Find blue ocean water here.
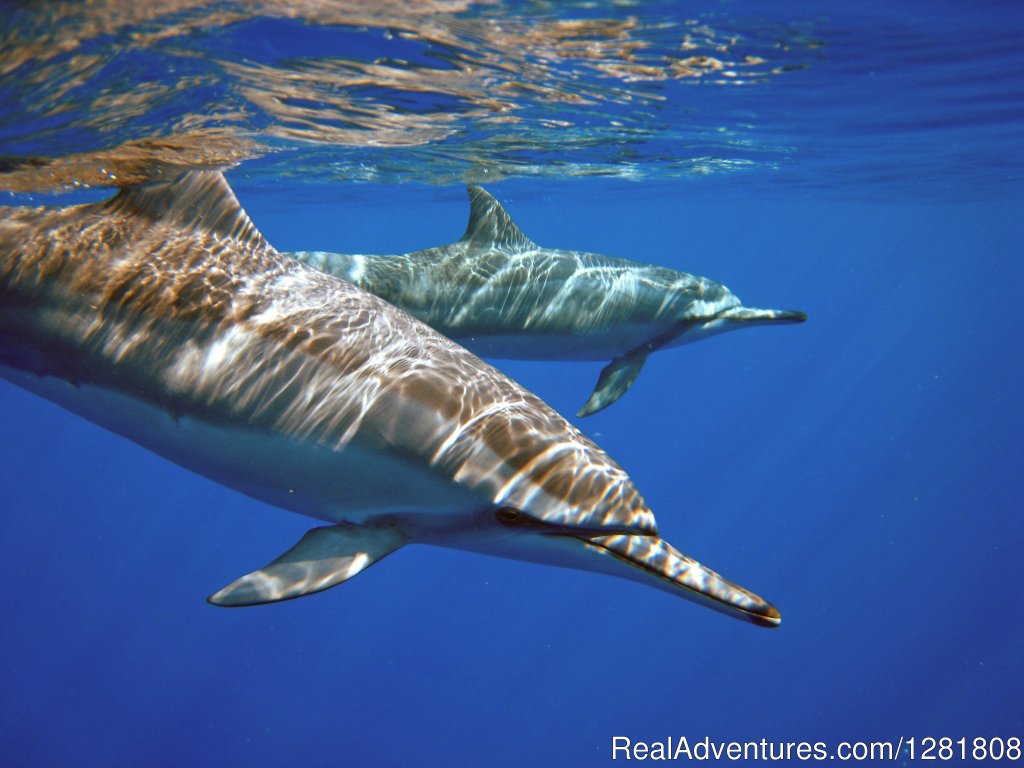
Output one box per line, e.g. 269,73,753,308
1,2,1022,766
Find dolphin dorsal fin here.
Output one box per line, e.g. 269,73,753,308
104,170,270,252
459,186,536,251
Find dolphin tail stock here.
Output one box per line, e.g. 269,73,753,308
577,350,649,417
208,525,407,607
580,534,781,628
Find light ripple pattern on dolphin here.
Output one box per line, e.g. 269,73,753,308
0,170,779,627
291,185,806,416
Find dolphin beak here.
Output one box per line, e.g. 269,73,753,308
572,533,781,627
717,306,807,325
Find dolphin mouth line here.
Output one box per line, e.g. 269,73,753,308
496,505,658,538
713,307,808,324
511,518,657,538
562,532,782,628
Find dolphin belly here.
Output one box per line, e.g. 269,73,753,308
0,366,476,525
446,326,675,362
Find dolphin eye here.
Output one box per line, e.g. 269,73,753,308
495,507,525,526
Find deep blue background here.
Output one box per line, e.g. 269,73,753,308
2,0,1024,763
1,178,1021,766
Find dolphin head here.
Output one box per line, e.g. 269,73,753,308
665,276,806,348
575,271,808,417
447,499,781,628
424,409,780,627
703,303,808,330
428,402,660,539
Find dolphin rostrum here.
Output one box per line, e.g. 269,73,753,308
291,186,806,416
0,171,779,626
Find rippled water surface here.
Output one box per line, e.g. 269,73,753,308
1,2,1022,767
3,0,1021,196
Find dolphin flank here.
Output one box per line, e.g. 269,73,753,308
0,171,779,627
291,186,806,416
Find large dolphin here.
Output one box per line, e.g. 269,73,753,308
0,171,779,626
291,186,806,416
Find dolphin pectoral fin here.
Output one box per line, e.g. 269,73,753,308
577,352,649,417
581,534,781,627
208,525,406,607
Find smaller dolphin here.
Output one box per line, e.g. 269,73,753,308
291,187,806,416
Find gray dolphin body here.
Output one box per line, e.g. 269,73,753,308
0,171,779,626
292,187,806,416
